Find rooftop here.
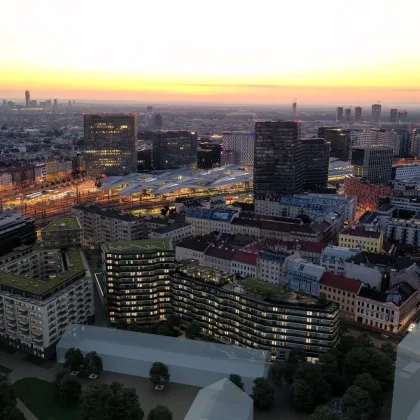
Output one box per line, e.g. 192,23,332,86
0,248,85,294
349,252,414,270
153,222,191,234
73,204,142,222
358,282,416,306
41,216,81,232
233,250,257,266
319,272,362,294
340,228,382,239
176,239,210,253
102,239,173,253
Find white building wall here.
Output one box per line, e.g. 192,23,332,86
175,246,206,265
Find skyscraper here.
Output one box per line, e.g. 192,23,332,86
336,107,344,122
301,138,330,191
152,130,197,169
324,128,354,161
411,128,420,157
371,104,382,125
292,101,297,115
83,113,137,178
355,106,362,122
390,109,398,122
398,110,408,122
345,108,352,123
254,120,303,198
151,113,163,129
351,145,393,184
221,131,254,166
25,90,30,107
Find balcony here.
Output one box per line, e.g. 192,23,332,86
17,307,28,314
18,319,29,326
33,334,43,344
19,325,29,333
7,321,17,329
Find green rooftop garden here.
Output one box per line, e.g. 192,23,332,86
41,217,81,232
0,248,85,294
240,278,292,298
103,238,172,253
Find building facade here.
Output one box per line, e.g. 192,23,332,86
301,138,330,191
254,121,303,198
40,217,82,248
83,113,137,178
339,228,383,253
221,132,254,166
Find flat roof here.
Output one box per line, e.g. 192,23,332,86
41,217,81,232
57,325,269,378
102,239,173,253
0,248,85,294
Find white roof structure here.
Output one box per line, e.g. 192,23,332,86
56,325,269,392
99,165,252,196
184,378,253,420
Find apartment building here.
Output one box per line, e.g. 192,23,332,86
256,250,289,284
318,273,362,320
149,222,194,244
40,217,82,248
72,204,147,248
320,245,362,275
185,208,239,236
0,246,94,358
339,227,384,253
174,239,210,265
386,217,420,246
203,246,236,274
231,251,257,279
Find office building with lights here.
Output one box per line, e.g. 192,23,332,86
152,130,197,170
254,120,303,198
83,113,137,178
301,138,330,191
324,128,354,161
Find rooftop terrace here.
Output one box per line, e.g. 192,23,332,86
41,217,81,232
102,239,173,253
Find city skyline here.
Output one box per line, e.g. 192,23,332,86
1,0,419,105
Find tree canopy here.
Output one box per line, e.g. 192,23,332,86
147,405,173,420
310,405,341,420
58,375,82,405
228,374,244,391
341,385,374,420
0,374,24,420
64,347,84,371
84,351,103,376
149,362,170,385
251,378,275,409
186,321,201,339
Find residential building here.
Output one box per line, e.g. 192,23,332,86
336,107,344,122
318,273,362,320
320,245,362,275
390,109,398,122
371,104,382,125
172,266,340,360
386,217,420,246
256,249,289,284
203,246,236,273
356,282,418,333
175,239,210,265
301,138,330,191
221,132,254,166
254,120,303,198
284,256,325,297
411,128,420,157
152,130,197,170
101,239,175,324
0,210,36,256
351,146,393,185
83,113,137,178
185,378,254,420
339,227,383,253
185,208,240,236
148,222,194,244
56,325,269,395
0,172,13,192
355,106,362,122
255,193,356,223
72,204,148,249
343,176,393,211
392,164,420,181
231,250,257,278
0,246,94,358
40,217,82,248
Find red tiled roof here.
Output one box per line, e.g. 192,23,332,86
319,272,362,294
233,251,257,265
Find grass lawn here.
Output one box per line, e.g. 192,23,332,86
0,365,12,374
13,377,80,420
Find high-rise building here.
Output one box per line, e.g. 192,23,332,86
345,108,352,123
221,132,254,166
101,239,174,324
53,99,58,107
324,128,353,161
371,104,382,125
351,145,393,184
411,128,420,157
151,130,197,170
254,120,303,198
25,90,30,107
398,110,408,122
83,113,137,178
317,126,339,139
197,142,222,169
292,101,297,115
301,138,330,191
390,109,398,122
355,106,362,122
29,100,37,107
68,100,71,107
2,100,6,105
336,107,344,122
151,113,163,129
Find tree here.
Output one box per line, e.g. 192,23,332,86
353,373,382,410
0,374,17,413
364,348,393,388
156,324,172,336
251,378,274,409
149,362,170,386
80,382,144,420
166,314,181,330
53,371,68,391
380,342,396,362
64,347,84,371
268,361,284,387
317,352,347,396
310,405,341,420
147,405,172,420
228,374,244,391
186,321,201,339
0,406,26,420
59,375,82,405
84,351,103,376
115,319,128,330
292,379,315,411
341,385,374,420
344,347,369,378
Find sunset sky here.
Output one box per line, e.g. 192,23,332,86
2,0,419,104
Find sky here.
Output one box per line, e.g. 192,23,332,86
1,0,419,105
